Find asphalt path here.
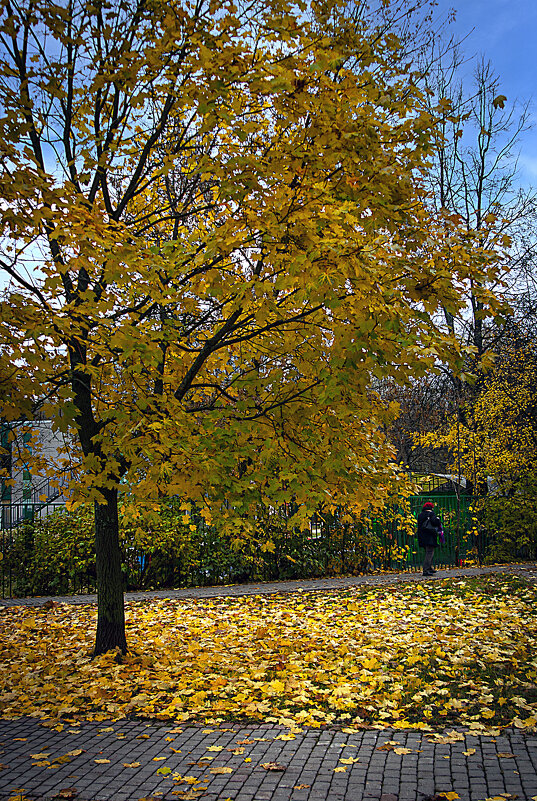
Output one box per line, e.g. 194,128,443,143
2,562,537,608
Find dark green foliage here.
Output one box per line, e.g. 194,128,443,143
474,493,537,563
3,503,390,596
4,507,95,596
1,493,508,598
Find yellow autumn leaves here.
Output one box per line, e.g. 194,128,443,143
1,574,536,733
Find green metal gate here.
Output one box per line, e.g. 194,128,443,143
407,494,475,568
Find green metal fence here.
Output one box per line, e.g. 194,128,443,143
409,494,475,568
0,494,483,598
301,494,477,575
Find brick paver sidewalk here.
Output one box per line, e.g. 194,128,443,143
1,717,537,801
2,563,537,800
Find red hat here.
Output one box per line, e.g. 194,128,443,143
422,501,434,510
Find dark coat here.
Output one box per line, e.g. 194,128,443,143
417,509,441,548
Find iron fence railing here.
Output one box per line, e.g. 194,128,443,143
0,494,501,599
28,473,71,506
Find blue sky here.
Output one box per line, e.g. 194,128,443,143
432,0,537,187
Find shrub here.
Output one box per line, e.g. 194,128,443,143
474,492,537,563
3,498,466,596
6,506,95,596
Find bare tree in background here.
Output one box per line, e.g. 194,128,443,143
385,38,537,484
423,50,537,355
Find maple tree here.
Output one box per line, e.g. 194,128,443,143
380,373,451,472
422,51,533,357
0,0,505,654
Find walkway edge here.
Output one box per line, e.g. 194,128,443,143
2,562,536,607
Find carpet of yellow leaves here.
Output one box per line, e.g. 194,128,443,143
1,574,536,733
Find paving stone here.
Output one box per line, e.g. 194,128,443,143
382,770,401,779
380,784,400,796
398,790,417,800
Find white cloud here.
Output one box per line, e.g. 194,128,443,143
517,154,537,181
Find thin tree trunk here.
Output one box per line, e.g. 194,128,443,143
93,487,127,655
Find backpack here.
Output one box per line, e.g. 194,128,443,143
422,513,437,534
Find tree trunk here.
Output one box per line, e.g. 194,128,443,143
93,487,127,656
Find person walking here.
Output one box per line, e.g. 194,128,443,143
417,500,442,576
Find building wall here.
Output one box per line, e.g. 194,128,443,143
1,420,71,507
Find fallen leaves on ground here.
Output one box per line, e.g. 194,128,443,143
422,794,460,801
427,732,465,744
1,574,536,731
482,797,518,801
434,794,460,801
